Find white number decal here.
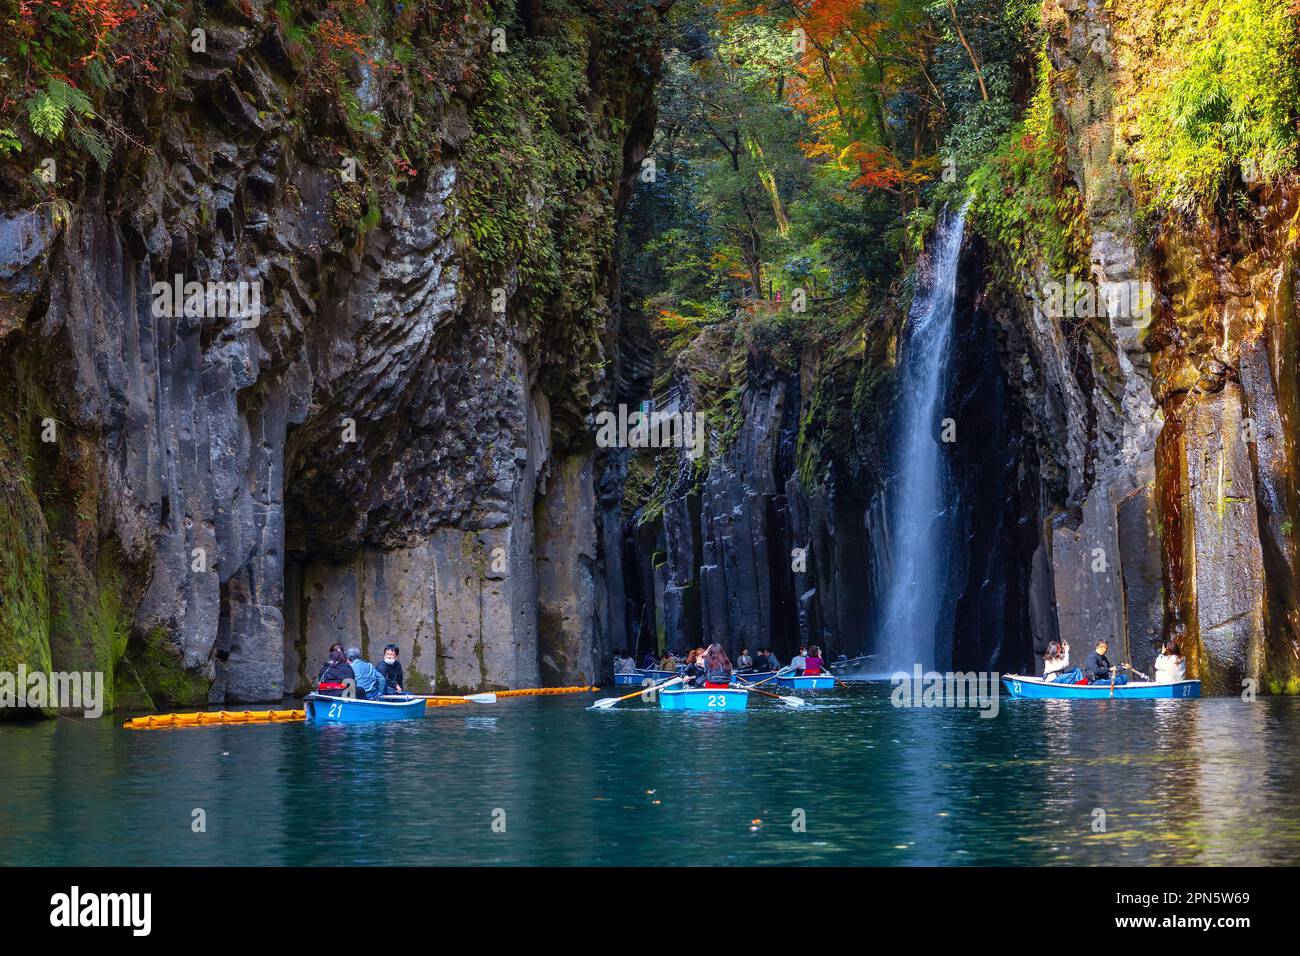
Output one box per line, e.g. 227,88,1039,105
328,702,341,718
707,694,727,708
1012,682,1022,695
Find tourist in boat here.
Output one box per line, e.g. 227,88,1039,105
317,644,357,696
1042,639,1079,682
682,648,706,687
642,649,659,669
615,650,638,674
377,643,404,695
766,647,783,670
790,645,808,676
659,649,677,671
700,643,733,688
737,646,754,671
752,648,771,671
1154,640,1186,684
346,647,386,700
803,646,825,676
1083,639,1127,685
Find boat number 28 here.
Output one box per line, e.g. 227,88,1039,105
707,694,727,708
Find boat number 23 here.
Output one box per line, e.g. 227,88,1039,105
707,694,727,708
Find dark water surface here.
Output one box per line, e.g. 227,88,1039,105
3,683,1299,865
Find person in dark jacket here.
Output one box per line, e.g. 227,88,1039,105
1083,639,1127,685
377,643,404,695
700,643,733,688
682,648,709,687
317,643,357,695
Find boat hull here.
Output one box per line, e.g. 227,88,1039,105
658,688,749,711
1001,675,1201,700
776,674,836,690
614,669,678,686
303,693,428,723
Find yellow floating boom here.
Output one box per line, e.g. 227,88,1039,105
471,685,598,700
124,709,304,730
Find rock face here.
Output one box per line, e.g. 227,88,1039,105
937,0,1300,691
0,0,666,709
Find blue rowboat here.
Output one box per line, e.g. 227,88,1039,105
659,688,749,711
614,669,678,686
303,693,427,723
734,669,775,682
776,673,836,690
1001,675,1201,700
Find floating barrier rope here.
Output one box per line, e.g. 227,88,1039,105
123,686,599,727
492,685,599,699
123,709,304,730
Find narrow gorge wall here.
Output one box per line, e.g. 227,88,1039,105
971,0,1300,691
0,0,667,709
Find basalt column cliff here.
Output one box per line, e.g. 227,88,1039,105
0,0,669,708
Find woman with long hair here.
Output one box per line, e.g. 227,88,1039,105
1043,639,1081,683
701,643,733,689
1154,640,1186,683
317,642,357,696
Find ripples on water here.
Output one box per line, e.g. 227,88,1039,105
2,684,1298,866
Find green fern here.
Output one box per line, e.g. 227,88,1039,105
24,78,111,170
26,79,94,141
72,126,112,171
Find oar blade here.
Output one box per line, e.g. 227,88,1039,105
590,697,621,710
465,693,498,704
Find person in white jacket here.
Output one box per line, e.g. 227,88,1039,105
1042,639,1072,681
1154,641,1187,683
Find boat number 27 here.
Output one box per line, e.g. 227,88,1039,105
707,694,727,708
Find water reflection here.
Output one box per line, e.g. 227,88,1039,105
1,689,1298,866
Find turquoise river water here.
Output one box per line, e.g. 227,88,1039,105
2,683,1299,865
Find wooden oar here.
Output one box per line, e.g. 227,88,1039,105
745,666,791,688
590,676,684,710
732,675,805,708
384,692,497,704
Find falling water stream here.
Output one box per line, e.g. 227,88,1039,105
877,206,967,674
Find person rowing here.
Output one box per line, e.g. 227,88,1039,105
803,645,825,676
681,648,705,686
1083,638,1127,685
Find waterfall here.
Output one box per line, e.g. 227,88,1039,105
876,205,967,673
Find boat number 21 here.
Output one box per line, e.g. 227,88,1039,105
327,702,343,718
